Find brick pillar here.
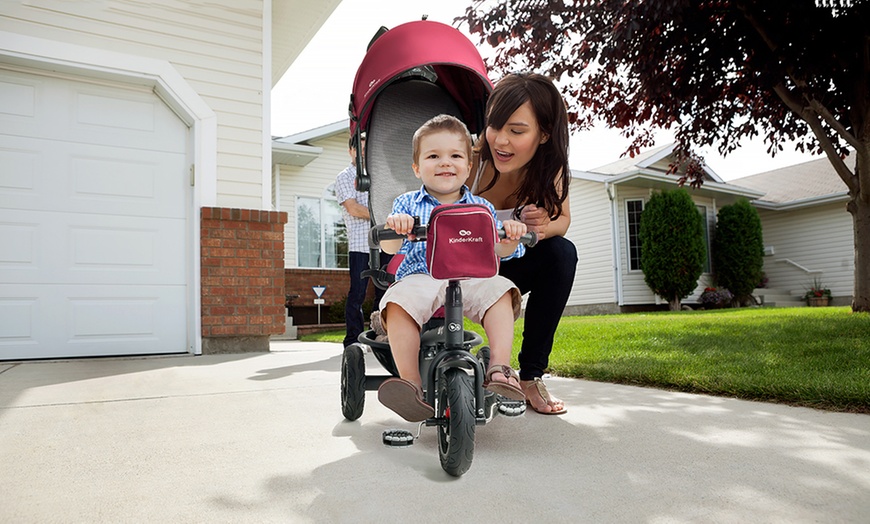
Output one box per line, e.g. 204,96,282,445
200,207,287,353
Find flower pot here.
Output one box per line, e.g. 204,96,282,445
808,297,830,307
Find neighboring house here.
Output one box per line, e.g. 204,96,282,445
731,154,854,307
272,121,360,324
565,143,765,314
0,0,342,360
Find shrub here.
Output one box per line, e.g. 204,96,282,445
712,199,764,306
639,189,706,310
699,287,733,309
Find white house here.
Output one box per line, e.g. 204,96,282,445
273,124,856,314
732,154,854,307
543,143,764,314
0,0,342,360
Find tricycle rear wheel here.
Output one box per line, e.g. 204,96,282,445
341,344,366,421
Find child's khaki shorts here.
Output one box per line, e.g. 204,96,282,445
379,273,521,328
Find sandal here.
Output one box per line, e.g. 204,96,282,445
378,377,434,422
483,365,525,401
521,377,567,415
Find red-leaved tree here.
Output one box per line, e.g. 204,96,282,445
458,0,870,312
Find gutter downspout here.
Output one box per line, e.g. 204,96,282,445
605,181,624,306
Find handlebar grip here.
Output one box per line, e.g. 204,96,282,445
498,230,538,248
369,222,428,248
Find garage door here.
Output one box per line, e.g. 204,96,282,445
0,67,190,360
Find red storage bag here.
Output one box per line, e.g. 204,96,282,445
426,204,499,280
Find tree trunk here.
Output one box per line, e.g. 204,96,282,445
851,193,870,312
668,297,681,311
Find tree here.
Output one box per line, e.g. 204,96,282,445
712,199,765,305
458,0,870,312
639,189,706,310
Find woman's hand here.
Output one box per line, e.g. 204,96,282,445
520,204,551,241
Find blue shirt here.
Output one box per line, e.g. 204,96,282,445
390,185,525,280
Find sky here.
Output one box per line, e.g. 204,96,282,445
271,0,822,181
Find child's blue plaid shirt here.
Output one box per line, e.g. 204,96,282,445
390,185,525,281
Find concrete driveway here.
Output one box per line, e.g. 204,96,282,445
1,340,868,523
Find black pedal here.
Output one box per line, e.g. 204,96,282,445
497,396,526,417
382,429,414,447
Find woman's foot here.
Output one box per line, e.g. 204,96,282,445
377,377,434,422
521,377,567,415
483,365,525,401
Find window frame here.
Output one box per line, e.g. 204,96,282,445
626,198,644,272
295,185,348,269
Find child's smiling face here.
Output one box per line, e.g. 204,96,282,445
412,130,472,204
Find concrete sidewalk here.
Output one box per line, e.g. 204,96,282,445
1,340,869,523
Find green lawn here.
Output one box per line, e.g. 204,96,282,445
301,306,870,413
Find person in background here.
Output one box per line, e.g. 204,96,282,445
335,134,374,348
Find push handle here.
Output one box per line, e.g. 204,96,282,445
369,219,537,248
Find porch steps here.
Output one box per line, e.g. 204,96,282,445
754,287,805,307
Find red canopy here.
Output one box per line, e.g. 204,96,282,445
349,20,492,135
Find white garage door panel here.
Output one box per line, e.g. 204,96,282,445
0,69,186,153
0,209,185,285
0,67,190,359
0,135,186,218
0,284,187,360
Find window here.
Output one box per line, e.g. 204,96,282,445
697,205,711,273
296,185,348,269
626,199,644,271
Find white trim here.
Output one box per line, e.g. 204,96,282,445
273,164,281,210
0,31,215,355
262,0,273,209
752,192,850,210
608,169,764,199
606,182,624,306
276,120,348,144
636,144,676,169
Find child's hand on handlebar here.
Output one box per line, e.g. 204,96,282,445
501,219,527,242
386,213,417,240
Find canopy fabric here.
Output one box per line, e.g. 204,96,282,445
350,20,492,135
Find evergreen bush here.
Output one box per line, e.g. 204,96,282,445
712,199,764,306
639,189,706,310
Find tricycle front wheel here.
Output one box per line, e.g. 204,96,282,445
437,368,475,477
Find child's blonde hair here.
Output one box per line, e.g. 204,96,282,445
411,114,473,165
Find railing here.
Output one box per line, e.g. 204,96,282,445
775,258,823,275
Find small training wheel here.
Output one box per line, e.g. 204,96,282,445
382,429,414,447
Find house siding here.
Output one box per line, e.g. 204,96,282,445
278,132,351,268
566,178,617,310
615,186,658,305
0,0,266,209
757,202,854,301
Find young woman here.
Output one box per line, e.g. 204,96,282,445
470,72,577,415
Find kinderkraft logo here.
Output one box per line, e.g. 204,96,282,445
448,227,484,244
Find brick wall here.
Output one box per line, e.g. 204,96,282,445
201,207,287,352
285,268,376,325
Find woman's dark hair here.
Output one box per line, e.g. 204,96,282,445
479,73,570,219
